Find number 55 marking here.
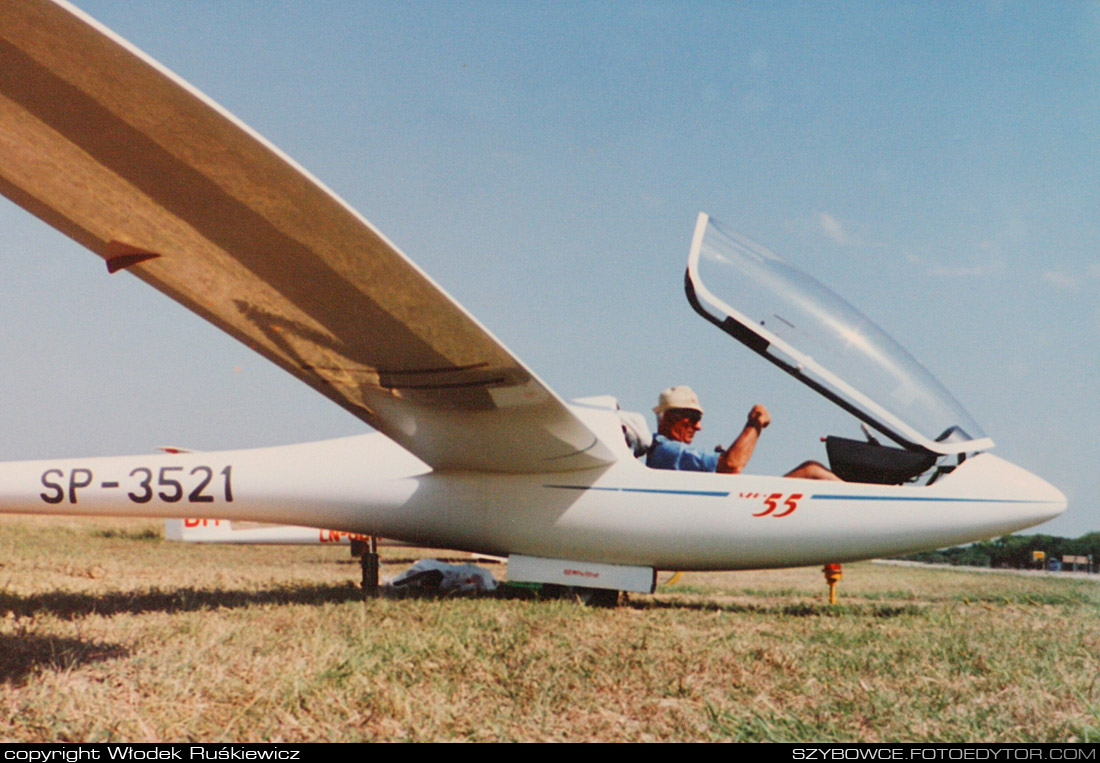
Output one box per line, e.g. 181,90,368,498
753,492,803,518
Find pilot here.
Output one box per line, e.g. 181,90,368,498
647,385,839,480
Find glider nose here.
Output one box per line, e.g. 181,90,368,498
998,457,1068,527
1025,469,1068,523
940,453,1067,533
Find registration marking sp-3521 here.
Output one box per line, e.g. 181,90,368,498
40,465,234,505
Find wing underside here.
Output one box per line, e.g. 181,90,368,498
0,0,616,473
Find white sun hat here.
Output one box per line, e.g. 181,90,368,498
653,385,704,417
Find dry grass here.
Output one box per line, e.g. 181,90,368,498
1,515,1098,742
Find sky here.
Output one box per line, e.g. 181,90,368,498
0,1,1097,537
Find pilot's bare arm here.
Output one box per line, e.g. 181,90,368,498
717,404,770,474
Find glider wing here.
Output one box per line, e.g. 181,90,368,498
0,0,616,473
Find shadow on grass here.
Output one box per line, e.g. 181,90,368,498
379,583,542,602
375,587,922,618
328,556,493,567
0,632,128,685
0,580,924,620
628,598,922,618
0,583,367,621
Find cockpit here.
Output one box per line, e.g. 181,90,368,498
635,214,995,485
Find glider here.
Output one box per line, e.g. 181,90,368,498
164,518,370,547
0,0,1065,598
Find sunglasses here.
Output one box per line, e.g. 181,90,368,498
667,409,702,425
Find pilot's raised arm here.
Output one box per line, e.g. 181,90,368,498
716,403,770,474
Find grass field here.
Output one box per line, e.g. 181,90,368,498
1,515,1097,743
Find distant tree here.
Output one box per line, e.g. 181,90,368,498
896,531,1097,571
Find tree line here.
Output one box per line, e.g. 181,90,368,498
898,532,1099,570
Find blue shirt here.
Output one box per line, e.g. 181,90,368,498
646,434,719,472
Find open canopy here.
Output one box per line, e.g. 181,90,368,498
686,213,992,456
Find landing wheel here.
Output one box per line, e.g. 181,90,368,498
540,584,621,607
575,586,620,608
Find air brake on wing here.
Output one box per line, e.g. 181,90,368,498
104,241,162,273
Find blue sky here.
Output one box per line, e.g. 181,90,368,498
1,1,1097,537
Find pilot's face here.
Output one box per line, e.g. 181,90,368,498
664,409,702,444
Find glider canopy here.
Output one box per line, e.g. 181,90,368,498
686,213,992,456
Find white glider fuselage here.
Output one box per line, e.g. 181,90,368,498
0,1,1067,583
0,403,1065,571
